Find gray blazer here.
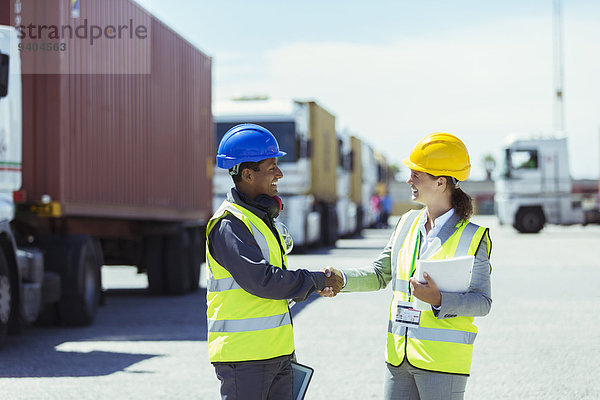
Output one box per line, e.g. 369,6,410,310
342,212,492,320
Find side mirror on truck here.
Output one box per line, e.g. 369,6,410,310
0,53,8,97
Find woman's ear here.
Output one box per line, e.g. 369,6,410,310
437,176,448,189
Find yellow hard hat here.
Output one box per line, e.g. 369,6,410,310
402,133,471,181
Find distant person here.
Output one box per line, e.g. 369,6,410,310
322,133,492,400
206,123,343,400
379,191,394,228
370,193,382,227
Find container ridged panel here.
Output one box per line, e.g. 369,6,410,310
350,136,363,204
14,0,212,221
307,101,337,203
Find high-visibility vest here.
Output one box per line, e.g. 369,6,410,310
206,200,294,363
386,209,491,375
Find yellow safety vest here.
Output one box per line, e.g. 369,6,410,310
206,200,294,363
386,209,491,375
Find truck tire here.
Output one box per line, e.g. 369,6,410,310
164,228,191,295
356,205,364,235
319,203,338,247
57,235,103,326
515,207,545,234
144,235,165,295
187,227,205,292
0,250,12,347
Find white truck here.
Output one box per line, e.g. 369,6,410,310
213,98,339,247
335,130,358,237
495,135,600,233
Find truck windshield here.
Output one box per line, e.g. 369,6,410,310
511,149,538,170
502,148,539,177
215,121,297,163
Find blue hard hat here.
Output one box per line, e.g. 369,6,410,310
216,124,287,169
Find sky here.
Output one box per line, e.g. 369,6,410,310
136,0,600,181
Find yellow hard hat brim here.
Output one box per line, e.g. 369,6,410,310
402,157,470,181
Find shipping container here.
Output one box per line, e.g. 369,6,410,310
349,136,363,205
7,0,213,221
306,101,337,202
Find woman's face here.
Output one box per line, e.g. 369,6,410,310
406,169,444,205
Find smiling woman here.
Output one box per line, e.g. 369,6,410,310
325,132,492,400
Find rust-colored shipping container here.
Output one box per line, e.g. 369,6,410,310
0,0,212,311
4,0,212,222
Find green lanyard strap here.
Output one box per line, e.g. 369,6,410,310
407,231,421,300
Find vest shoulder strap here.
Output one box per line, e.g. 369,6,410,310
455,221,486,256
390,210,423,267
209,200,272,264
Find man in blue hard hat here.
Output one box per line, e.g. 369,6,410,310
206,123,343,400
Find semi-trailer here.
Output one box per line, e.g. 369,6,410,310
0,0,212,347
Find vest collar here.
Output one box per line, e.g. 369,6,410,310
228,188,269,220
430,212,463,249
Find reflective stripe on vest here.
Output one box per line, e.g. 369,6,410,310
207,275,242,292
386,209,488,375
455,222,480,255
387,321,476,345
390,211,421,292
206,200,294,363
208,312,291,333
250,222,271,264
390,278,409,293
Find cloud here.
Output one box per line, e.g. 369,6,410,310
216,15,600,179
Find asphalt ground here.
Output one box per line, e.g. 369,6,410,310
0,216,599,399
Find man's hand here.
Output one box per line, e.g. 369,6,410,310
318,267,343,297
409,273,441,307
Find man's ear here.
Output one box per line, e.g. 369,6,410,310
241,168,253,183
437,177,447,188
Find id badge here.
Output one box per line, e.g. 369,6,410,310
395,301,421,328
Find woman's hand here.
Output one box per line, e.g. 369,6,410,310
409,273,442,307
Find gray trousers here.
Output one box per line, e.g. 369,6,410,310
384,362,468,400
214,358,293,400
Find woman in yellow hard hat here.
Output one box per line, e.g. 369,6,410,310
323,133,492,400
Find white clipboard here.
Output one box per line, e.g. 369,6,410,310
414,255,474,311
415,255,474,292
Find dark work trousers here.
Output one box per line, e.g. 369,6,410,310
214,358,293,400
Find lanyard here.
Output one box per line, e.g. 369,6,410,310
407,231,421,300
409,231,421,278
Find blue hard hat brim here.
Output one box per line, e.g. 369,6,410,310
217,151,287,170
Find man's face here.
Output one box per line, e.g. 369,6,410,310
247,158,283,198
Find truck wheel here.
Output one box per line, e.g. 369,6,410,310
187,227,205,292
515,208,545,234
164,228,191,295
144,235,165,295
356,205,364,235
319,203,338,247
0,250,12,347
57,235,103,326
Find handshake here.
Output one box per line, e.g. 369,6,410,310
319,267,344,297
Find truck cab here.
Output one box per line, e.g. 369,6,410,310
1,25,49,347
213,98,323,247
495,135,585,233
